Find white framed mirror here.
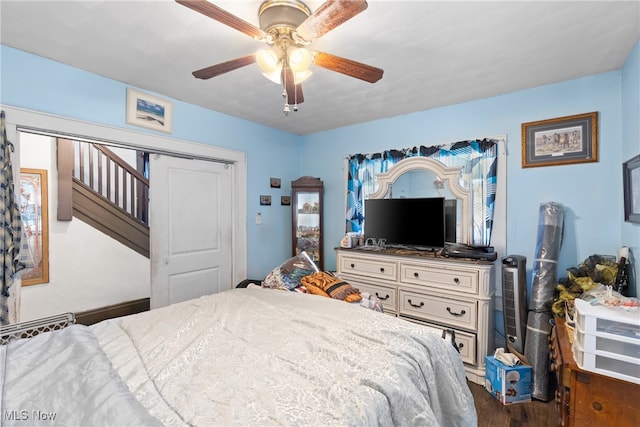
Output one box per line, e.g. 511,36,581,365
368,157,472,246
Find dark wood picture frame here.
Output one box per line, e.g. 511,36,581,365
623,154,640,224
521,112,598,168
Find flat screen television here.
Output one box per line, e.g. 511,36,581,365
364,197,447,250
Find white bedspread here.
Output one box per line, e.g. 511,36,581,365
1,325,162,426
92,288,477,426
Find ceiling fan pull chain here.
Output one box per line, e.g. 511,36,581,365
283,88,290,116
282,63,290,116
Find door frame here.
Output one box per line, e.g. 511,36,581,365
1,104,248,287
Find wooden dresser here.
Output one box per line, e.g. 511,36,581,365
336,247,495,385
549,317,640,427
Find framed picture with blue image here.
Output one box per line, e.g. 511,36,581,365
126,88,173,133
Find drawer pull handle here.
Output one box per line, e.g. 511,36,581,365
453,277,460,284
457,343,464,349
376,293,390,301
407,299,424,308
446,307,466,317
350,263,355,268
380,267,385,273
413,272,419,278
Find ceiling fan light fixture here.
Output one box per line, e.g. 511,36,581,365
262,63,284,84
287,46,311,72
176,0,382,114
293,69,312,84
256,48,281,74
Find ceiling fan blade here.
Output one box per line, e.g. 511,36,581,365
192,54,256,80
295,0,368,42
176,0,267,40
313,52,383,83
282,68,304,105
295,84,304,105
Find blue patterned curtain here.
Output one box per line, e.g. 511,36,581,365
346,139,498,247
1,111,23,325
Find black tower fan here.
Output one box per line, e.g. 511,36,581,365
502,255,528,355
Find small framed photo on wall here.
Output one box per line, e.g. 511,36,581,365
270,178,281,188
125,88,173,134
281,196,291,206
260,195,272,206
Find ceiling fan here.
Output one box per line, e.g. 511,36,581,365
175,0,384,114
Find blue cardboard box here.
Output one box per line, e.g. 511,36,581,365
484,356,532,404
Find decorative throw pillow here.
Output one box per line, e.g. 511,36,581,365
262,251,319,290
302,281,330,298
301,272,362,303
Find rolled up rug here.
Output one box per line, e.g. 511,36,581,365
524,202,564,401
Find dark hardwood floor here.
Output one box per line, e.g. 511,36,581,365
469,381,557,427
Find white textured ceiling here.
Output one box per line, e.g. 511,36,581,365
1,1,638,135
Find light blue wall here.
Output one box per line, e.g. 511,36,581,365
301,49,639,297
621,41,640,296
2,42,639,291
0,45,300,279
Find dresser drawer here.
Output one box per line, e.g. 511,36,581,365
449,328,476,365
400,263,478,294
338,255,397,281
399,290,477,331
347,280,397,313
402,317,477,365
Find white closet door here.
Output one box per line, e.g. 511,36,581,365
149,154,233,308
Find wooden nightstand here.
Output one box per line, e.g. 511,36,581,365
549,317,640,426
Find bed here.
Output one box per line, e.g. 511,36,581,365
1,287,477,426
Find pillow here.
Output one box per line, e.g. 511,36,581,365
262,251,319,290
302,281,330,298
301,271,362,303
